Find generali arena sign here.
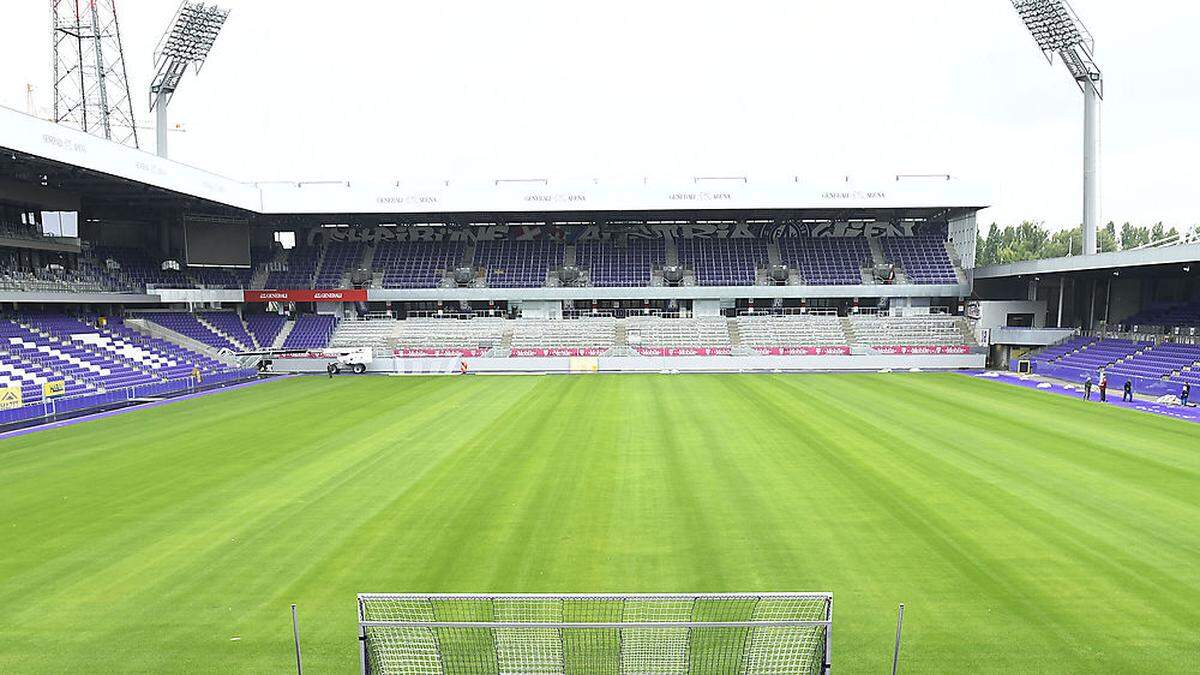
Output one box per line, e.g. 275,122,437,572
244,289,367,302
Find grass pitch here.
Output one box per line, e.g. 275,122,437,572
0,373,1198,673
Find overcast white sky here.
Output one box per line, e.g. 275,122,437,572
2,1,1198,229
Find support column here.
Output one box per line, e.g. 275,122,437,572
155,90,170,159
1082,77,1101,256
1057,277,1065,328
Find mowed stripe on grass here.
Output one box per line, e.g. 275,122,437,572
0,373,1197,673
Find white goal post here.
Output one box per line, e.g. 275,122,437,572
358,592,832,675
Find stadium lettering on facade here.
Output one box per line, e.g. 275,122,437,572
821,191,887,200
308,222,922,247
668,192,733,201
524,194,587,203
375,195,440,206
41,134,87,154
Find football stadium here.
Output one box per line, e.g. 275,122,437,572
1,1,1199,673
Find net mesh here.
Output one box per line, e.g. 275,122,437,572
359,593,830,675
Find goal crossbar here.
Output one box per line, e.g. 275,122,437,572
357,592,833,675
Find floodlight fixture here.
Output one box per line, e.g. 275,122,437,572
149,1,230,158
1010,0,1103,255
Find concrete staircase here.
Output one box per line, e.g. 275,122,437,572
767,241,782,266
614,320,628,347
956,318,979,345
727,318,742,347
868,238,887,266
272,320,295,349
249,264,270,290
945,241,969,285
840,317,859,345
195,314,253,352
664,238,679,266
124,318,242,367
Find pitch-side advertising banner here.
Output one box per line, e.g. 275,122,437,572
0,386,23,410
243,289,368,303
873,345,971,355
755,346,852,356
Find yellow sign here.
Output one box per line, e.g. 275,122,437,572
43,381,66,398
0,386,22,410
569,357,599,373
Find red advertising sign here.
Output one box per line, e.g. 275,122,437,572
873,345,971,355
394,348,485,357
756,346,852,356
243,289,368,303
511,348,607,357
635,347,733,357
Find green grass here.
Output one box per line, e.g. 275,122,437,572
1,373,1198,673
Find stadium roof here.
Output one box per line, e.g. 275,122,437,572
973,244,1200,279
1,105,988,221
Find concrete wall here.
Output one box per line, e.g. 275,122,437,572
270,353,985,375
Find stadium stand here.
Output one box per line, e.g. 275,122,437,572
189,266,253,289
92,246,191,289
510,317,617,355
1107,342,1200,382
676,239,768,286
264,247,320,289
474,240,564,288
0,231,971,294
882,227,960,284
245,313,286,348
330,318,397,355
139,312,241,351
1119,299,1200,329
392,317,507,355
575,239,665,287
625,316,733,354
314,240,365,288
283,314,339,349
848,315,971,346
778,238,871,285
375,240,465,289
1050,339,1150,372
0,314,247,415
736,315,850,352
199,312,256,351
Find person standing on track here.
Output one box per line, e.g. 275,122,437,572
1183,382,1191,407
1084,377,1093,400
1099,372,1108,402
1123,379,1133,402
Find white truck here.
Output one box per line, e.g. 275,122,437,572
325,347,373,375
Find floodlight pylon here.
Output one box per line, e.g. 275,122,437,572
149,1,230,158
1010,0,1103,255
52,0,140,148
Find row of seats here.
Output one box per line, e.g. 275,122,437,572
313,314,976,354
1119,299,1200,329
737,315,848,347
0,314,243,409
847,315,967,346
13,233,961,293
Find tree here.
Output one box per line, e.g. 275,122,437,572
1098,221,1119,253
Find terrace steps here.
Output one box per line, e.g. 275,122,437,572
196,314,252,352
840,317,858,346
272,320,295,349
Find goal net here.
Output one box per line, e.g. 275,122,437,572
357,592,832,675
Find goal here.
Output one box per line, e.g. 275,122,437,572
357,592,832,674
